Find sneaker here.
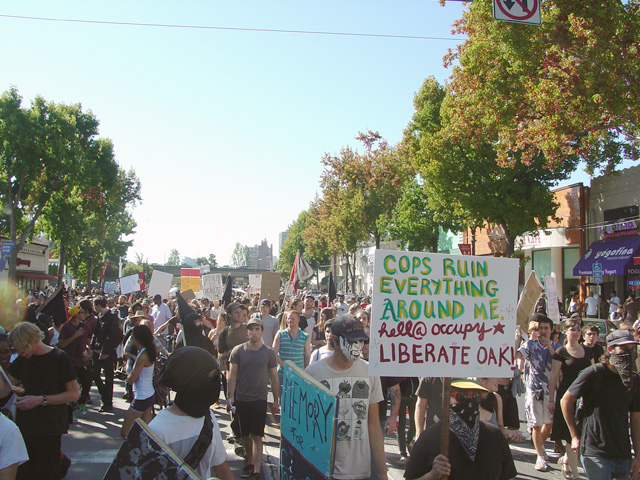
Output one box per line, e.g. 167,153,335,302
79,404,88,417
535,457,550,472
226,435,235,444
98,405,113,413
397,456,408,466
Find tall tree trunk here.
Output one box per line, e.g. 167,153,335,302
350,251,357,294
57,244,67,285
87,260,95,290
471,226,477,256
501,221,515,257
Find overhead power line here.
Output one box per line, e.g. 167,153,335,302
0,13,462,41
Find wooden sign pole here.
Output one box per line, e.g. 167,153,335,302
440,377,452,480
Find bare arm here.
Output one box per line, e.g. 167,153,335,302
127,351,150,385
406,454,451,480
367,402,388,480
415,397,428,436
269,367,280,413
560,390,580,451
227,362,238,406
385,384,401,435
15,379,79,411
212,461,235,480
58,327,84,349
548,359,562,412
272,334,284,368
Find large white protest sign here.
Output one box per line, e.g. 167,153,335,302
248,274,261,295
119,273,144,295
148,270,173,299
369,250,519,378
201,274,223,300
544,274,560,324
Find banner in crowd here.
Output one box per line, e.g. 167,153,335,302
181,268,200,293
281,362,337,480
370,250,519,378
248,274,262,295
103,419,201,480
0,241,16,272
119,272,145,295
200,274,223,300
148,270,173,299
103,282,117,295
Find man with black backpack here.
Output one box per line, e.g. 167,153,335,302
561,329,640,480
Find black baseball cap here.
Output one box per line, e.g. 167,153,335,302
331,314,368,342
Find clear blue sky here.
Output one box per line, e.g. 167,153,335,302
0,1,629,265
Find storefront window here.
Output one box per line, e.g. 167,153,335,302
532,249,552,281
563,247,580,300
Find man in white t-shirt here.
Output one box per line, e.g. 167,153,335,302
334,294,349,316
608,290,621,320
0,414,29,477
305,314,387,480
255,299,279,349
584,291,599,318
151,295,172,339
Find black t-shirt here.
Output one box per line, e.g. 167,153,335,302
417,377,443,429
586,344,605,362
569,364,640,458
404,421,517,480
8,347,77,436
552,346,593,396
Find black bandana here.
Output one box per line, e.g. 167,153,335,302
610,350,636,389
449,409,480,461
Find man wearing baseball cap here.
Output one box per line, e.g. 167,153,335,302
405,378,517,480
305,314,387,480
561,329,640,480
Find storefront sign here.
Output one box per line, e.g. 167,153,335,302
599,220,638,239
628,279,640,291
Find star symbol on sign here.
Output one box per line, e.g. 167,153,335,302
493,323,505,335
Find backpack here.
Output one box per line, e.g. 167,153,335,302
152,353,170,408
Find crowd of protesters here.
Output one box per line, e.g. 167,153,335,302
1,286,640,480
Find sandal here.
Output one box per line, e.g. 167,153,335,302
557,456,571,479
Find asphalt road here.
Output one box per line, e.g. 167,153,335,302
61,378,581,479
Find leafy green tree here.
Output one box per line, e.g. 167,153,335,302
208,254,218,267
231,243,249,267
167,249,181,266
407,77,573,256
0,88,103,281
195,257,208,266
121,263,142,278
443,0,639,174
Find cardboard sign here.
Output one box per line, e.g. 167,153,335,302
180,289,196,303
260,272,281,302
103,281,117,294
103,419,201,480
369,250,519,378
517,270,543,333
201,274,223,301
148,271,173,299
120,273,144,295
281,362,337,480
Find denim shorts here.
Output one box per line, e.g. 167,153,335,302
582,455,631,480
131,395,155,413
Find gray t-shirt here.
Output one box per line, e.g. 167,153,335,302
229,342,277,402
260,315,279,349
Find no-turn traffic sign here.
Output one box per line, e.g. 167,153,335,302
493,0,541,25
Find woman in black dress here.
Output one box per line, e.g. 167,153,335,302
549,318,594,479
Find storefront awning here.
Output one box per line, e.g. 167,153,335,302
573,236,640,276
16,270,57,281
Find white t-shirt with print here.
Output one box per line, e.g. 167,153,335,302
305,358,383,480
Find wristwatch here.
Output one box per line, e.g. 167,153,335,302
42,395,47,407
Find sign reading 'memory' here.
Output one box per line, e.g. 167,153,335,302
369,250,519,378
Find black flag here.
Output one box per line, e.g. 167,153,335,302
38,285,67,327
175,291,192,321
222,276,233,308
328,272,337,304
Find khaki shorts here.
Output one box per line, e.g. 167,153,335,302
525,388,553,427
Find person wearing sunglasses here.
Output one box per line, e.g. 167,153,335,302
404,378,517,480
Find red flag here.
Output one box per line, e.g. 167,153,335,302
138,271,146,291
100,261,110,282
290,252,299,292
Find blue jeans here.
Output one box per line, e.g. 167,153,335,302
582,456,631,480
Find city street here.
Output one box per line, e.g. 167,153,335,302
61,378,580,479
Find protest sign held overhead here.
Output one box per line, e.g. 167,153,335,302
248,274,262,295
200,274,223,300
119,272,145,295
369,250,518,378
148,270,173,299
